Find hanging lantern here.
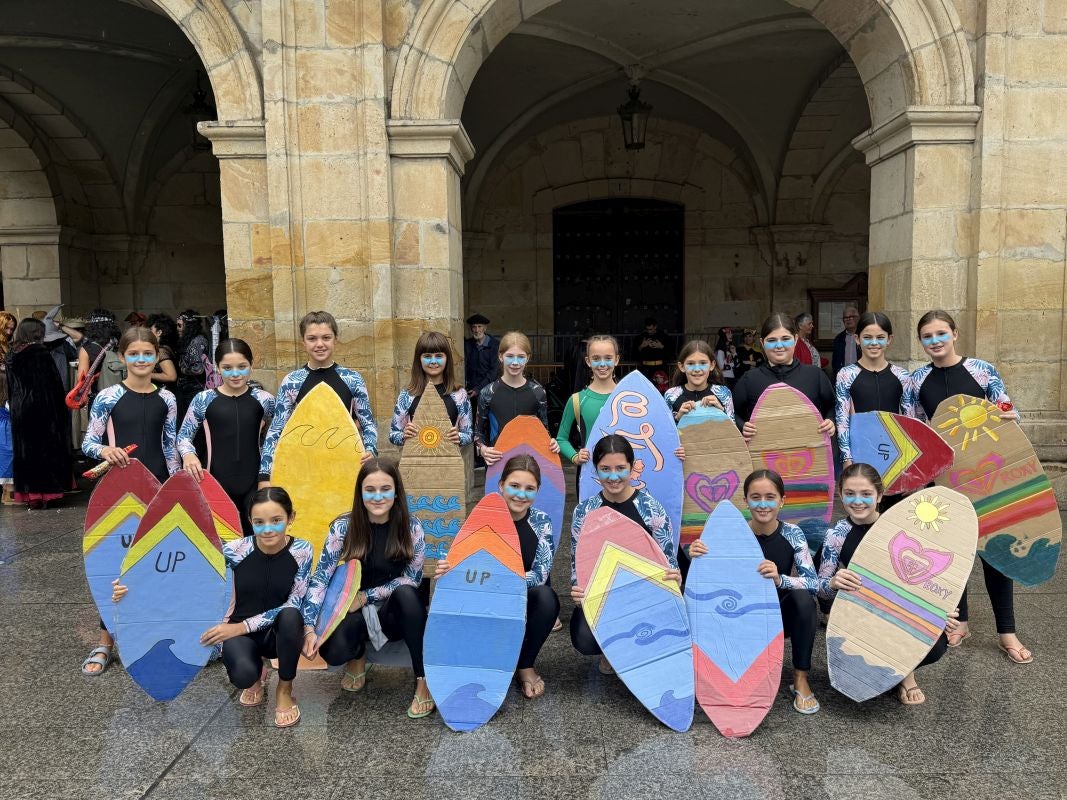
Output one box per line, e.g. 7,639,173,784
617,84,652,151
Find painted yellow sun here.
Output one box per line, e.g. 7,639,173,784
419,427,442,448
937,395,1001,451
908,494,950,532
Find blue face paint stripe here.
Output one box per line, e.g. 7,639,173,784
921,333,952,345
362,490,396,501
843,496,877,505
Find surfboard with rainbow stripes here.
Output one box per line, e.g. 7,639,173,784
424,493,526,732
747,383,833,542
313,559,362,647
576,507,694,732
826,485,977,702
116,471,231,701
934,395,1061,587
83,459,161,635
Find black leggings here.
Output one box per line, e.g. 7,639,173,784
569,605,601,656
519,585,560,670
222,606,303,686
223,484,256,538
318,584,427,677
958,558,1015,634
780,588,817,672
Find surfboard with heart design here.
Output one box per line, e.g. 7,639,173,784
825,485,977,702
677,406,752,548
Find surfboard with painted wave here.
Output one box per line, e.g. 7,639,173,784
747,383,833,546
400,385,466,561
933,395,1061,586
424,493,526,732
485,415,566,550
686,502,782,737
826,485,977,702
83,459,161,635
272,382,364,568
579,370,684,548
677,407,751,549
196,472,242,542
116,471,231,701
576,506,694,732
850,411,953,494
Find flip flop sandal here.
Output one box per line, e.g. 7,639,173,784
998,643,1034,664
946,630,971,648
407,695,436,719
275,703,301,728
239,665,269,707
598,658,615,675
789,683,820,715
516,675,545,700
341,663,372,693
897,684,926,705
81,646,113,677
551,617,563,632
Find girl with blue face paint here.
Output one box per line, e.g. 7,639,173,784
302,458,433,718
113,486,313,727
557,335,619,474
691,469,821,713
665,339,735,462
178,339,275,537
903,309,1030,664
389,330,473,449
568,435,680,674
816,464,960,706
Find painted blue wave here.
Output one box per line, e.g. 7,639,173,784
983,535,1059,588
684,587,780,618
827,635,904,703
407,495,463,513
126,639,202,702
437,682,497,732
600,622,689,649
652,689,695,732
419,518,462,537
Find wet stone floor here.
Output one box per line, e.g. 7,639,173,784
1,469,1064,800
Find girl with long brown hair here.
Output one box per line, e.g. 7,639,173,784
389,330,472,448
301,458,432,717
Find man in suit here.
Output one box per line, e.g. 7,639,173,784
831,305,860,380
464,313,498,399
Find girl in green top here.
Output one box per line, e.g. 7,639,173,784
555,335,620,471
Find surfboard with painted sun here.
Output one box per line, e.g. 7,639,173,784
826,486,977,702
933,394,1061,586
399,385,466,561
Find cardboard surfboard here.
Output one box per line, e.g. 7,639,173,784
313,559,363,646
576,507,694,732
579,370,684,548
485,415,566,550
424,493,526,732
83,459,161,635
748,383,833,541
685,502,782,737
271,382,364,568
116,471,231,701
826,486,977,702
400,386,466,562
196,472,243,542
933,395,1061,586
850,411,953,494
677,407,752,548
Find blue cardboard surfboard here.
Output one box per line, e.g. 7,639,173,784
579,370,683,548
685,502,783,737
116,471,231,701
424,493,527,732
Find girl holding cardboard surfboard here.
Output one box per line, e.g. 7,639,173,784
732,313,836,441
664,339,735,423
903,309,1032,664
569,435,680,675
81,326,179,676
389,330,473,448
436,454,559,699
302,458,433,718
691,469,821,714
112,486,312,727
258,311,377,484
556,334,620,480
177,338,276,536
475,332,561,466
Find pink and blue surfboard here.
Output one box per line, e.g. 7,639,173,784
685,502,783,737
313,560,362,646
424,493,527,732
82,460,161,635
576,507,694,731
485,415,566,549
579,370,684,548
116,471,231,701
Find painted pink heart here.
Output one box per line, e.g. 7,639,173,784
949,452,1004,495
888,531,954,586
763,450,813,477
685,471,739,513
